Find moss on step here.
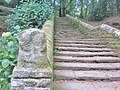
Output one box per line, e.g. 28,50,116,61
53,86,65,90
54,74,73,80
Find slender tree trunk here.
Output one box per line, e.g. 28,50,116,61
85,5,88,18
116,0,120,15
62,0,66,17
100,0,108,17
18,0,20,6
59,0,62,17
80,0,84,18
53,0,56,9
91,0,94,10
50,0,52,4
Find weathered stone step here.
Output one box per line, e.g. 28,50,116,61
56,33,82,35
55,38,98,41
54,62,120,70
56,36,84,39
54,70,120,80
54,56,120,63
55,47,112,52
55,41,107,45
54,80,120,90
56,36,84,38
55,51,118,57
55,36,85,39
55,43,107,48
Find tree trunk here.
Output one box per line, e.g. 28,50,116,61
62,0,66,17
116,0,120,15
18,0,20,6
53,0,56,9
80,0,84,18
63,7,66,17
59,0,62,17
91,0,94,10
85,5,88,17
59,0,66,17
100,0,108,17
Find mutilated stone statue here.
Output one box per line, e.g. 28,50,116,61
18,28,46,68
12,23,52,90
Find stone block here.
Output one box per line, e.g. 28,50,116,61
18,28,46,68
12,87,50,90
11,78,50,87
13,67,52,78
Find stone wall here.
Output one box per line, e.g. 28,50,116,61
66,15,120,39
66,15,120,55
42,20,54,68
11,20,54,90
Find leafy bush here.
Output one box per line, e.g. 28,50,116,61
112,22,120,26
7,1,53,37
89,8,105,21
0,32,18,85
69,8,80,18
0,82,11,90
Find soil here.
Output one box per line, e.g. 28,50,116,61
0,6,13,36
80,16,120,30
0,16,7,36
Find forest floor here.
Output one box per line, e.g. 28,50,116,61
0,16,7,35
80,16,120,30
0,6,13,36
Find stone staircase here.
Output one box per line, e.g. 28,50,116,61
53,17,120,90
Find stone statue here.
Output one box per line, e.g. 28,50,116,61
17,28,46,68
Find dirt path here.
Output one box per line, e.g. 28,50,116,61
53,17,120,90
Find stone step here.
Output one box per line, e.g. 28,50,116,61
55,37,86,39
55,47,112,52
55,41,107,45
55,38,116,42
54,80,120,90
54,62,120,70
56,36,84,38
54,56,120,63
56,33,82,35
54,70,120,80
55,51,117,57
55,38,98,41
55,43,107,48
56,36,85,39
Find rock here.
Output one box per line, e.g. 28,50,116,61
12,78,50,87
11,24,52,90
0,6,13,16
18,28,46,68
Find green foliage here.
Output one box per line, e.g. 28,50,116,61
0,32,18,85
88,7,113,21
69,8,79,18
88,7,105,21
0,82,11,90
7,1,53,37
112,22,120,26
